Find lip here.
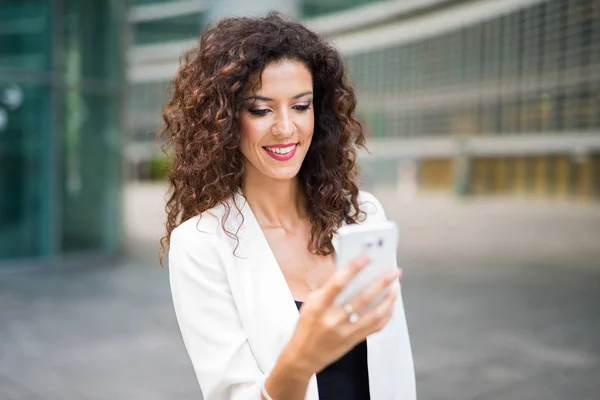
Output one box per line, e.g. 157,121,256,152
264,142,297,149
263,143,298,161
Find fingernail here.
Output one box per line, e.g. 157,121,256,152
386,269,400,280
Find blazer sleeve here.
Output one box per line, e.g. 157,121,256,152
169,224,265,400
358,190,388,223
360,190,417,399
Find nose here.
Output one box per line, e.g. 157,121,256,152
272,110,296,137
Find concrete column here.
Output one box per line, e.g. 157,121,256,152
453,137,471,196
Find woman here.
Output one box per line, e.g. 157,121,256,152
160,12,415,400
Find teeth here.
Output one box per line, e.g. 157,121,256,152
265,144,296,155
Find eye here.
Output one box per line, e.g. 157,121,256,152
248,109,270,117
293,104,311,112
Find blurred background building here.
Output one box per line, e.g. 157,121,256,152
2,0,599,263
341,0,600,200
127,0,600,201
0,1,128,262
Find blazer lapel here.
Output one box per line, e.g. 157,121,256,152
225,193,320,399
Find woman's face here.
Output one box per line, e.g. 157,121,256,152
239,59,314,182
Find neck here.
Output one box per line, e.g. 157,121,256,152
242,172,306,229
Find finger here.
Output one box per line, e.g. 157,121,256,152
348,267,400,312
320,253,370,306
354,282,397,337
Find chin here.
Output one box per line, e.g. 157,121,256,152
267,166,302,181
270,171,300,181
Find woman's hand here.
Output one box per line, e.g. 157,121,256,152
262,254,401,400
286,254,401,375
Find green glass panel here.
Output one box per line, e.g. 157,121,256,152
0,0,51,70
134,0,182,5
367,112,387,138
59,0,125,254
0,0,52,260
0,0,126,263
61,90,122,253
62,0,124,83
133,12,204,45
302,0,391,18
0,83,52,259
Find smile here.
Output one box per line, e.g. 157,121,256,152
263,143,298,161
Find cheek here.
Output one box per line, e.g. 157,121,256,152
303,114,315,139
308,117,315,134
239,117,259,154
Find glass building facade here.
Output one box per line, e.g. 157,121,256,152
0,0,128,261
302,0,391,17
344,0,600,198
346,0,600,138
126,0,600,199
130,0,207,46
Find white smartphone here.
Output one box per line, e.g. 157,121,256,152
332,220,399,306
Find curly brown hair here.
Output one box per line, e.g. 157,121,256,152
158,11,366,263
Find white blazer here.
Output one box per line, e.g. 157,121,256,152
169,191,416,400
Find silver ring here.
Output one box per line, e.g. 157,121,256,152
343,303,354,314
343,303,359,323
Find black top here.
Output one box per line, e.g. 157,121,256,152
294,301,370,400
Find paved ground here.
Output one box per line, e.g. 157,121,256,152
1,183,599,400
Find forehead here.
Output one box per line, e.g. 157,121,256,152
247,60,313,94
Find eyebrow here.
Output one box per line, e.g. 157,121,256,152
244,91,313,102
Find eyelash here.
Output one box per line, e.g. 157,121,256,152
248,109,270,116
248,104,311,116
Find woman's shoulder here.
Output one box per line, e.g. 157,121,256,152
170,197,242,250
168,200,242,276
356,190,388,223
